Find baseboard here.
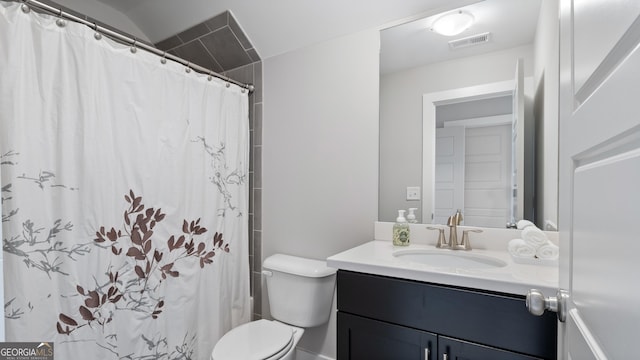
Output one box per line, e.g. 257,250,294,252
295,348,334,360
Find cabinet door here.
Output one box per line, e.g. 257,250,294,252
338,312,436,360
438,336,542,360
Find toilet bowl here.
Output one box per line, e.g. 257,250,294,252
211,254,336,360
211,319,303,360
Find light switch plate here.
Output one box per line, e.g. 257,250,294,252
406,186,420,201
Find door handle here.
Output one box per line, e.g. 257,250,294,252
526,288,570,322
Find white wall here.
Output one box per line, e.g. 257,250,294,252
50,0,150,41
379,44,535,223
533,0,559,229
262,29,380,359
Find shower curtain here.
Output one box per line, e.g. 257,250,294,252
0,2,250,359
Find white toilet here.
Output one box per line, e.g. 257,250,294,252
211,254,337,360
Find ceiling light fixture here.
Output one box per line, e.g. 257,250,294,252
431,10,474,36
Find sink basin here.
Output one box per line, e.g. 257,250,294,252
393,249,507,269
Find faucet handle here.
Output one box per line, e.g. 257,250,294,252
460,229,483,251
427,226,448,248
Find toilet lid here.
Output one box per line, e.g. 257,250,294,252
212,319,294,360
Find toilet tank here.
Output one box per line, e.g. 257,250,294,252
262,254,337,328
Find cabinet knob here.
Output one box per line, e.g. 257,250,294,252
526,288,570,322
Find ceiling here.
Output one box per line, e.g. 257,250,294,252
91,0,541,74
381,0,542,74
92,0,477,58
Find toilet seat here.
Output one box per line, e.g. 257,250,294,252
212,319,294,360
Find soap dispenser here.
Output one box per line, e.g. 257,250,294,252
393,210,410,246
407,208,418,223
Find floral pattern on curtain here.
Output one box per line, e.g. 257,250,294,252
0,2,250,359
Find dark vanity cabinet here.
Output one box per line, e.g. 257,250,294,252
337,270,557,360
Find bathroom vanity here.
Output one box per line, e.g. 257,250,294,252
336,270,555,359
327,224,559,360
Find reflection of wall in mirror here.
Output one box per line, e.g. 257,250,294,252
533,0,560,230
379,44,534,223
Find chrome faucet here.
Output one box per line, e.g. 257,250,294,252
447,209,463,249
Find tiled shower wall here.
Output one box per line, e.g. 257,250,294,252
154,12,264,321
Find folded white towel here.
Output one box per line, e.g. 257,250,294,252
521,226,548,248
517,220,535,230
536,243,559,260
508,238,536,258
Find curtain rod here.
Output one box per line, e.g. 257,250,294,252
18,0,255,93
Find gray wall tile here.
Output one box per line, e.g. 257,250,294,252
254,103,262,147
171,40,223,73
254,147,262,192
225,63,254,85
204,12,228,32
155,35,182,51
228,15,252,50
252,271,262,314
253,63,263,103
253,231,262,273
247,48,261,63
253,188,261,230
248,95,255,126
177,23,211,43
200,28,253,70
153,11,259,74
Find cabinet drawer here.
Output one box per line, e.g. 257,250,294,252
337,270,556,359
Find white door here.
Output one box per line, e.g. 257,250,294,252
464,124,512,228
434,126,464,224
554,1,640,359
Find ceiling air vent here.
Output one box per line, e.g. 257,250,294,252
448,32,491,50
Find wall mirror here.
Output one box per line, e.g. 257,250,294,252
379,0,558,229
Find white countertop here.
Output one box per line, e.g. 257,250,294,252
327,240,559,297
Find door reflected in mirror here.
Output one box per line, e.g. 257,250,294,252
435,111,513,227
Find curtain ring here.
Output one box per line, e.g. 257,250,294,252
20,3,30,13
130,39,138,54
55,8,66,27
207,71,213,81
225,82,230,88
160,52,167,64
185,63,191,73
93,22,102,40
